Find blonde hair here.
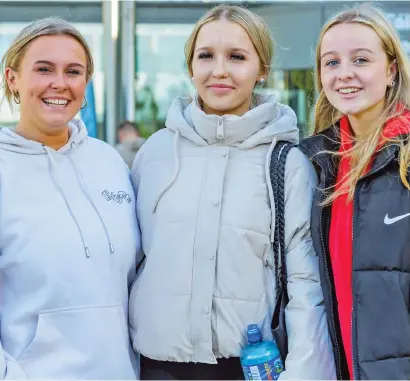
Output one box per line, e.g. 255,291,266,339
0,17,94,109
313,4,410,203
184,4,274,78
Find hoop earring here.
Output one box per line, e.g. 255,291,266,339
13,91,20,104
81,96,88,109
390,80,395,87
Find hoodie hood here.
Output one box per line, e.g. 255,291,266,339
165,93,299,149
0,119,88,154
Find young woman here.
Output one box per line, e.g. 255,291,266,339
0,18,140,379
301,5,410,380
130,5,335,380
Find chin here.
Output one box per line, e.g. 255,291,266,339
203,99,241,114
339,105,369,117
331,100,365,117
43,118,72,129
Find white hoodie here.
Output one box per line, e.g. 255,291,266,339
0,120,140,379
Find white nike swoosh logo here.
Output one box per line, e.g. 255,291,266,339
384,212,410,225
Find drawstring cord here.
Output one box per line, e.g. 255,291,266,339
153,130,181,213
69,142,115,254
43,145,90,258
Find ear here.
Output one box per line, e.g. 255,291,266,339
4,67,19,93
388,59,398,84
257,67,269,84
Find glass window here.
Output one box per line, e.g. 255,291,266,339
135,23,195,137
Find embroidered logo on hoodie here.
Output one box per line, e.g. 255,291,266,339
102,190,132,204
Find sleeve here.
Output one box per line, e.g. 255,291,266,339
278,149,336,380
0,342,27,379
130,147,146,269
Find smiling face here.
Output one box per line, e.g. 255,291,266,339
6,34,87,133
320,22,396,124
191,19,265,116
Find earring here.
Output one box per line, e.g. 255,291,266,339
81,96,88,109
390,80,395,87
259,78,265,86
13,91,20,104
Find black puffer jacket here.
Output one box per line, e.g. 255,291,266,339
301,125,410,380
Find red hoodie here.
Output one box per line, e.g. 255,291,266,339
329,110,410,379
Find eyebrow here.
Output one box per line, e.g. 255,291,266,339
33,60,85,69
194,46,251,55
320,48,374,60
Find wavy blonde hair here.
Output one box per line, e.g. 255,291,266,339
184,4,274,79
0,17,94,110
313,4,410,203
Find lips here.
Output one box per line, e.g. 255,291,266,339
208,84,234,89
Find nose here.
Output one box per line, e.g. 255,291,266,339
51,72,68,91
212,56,228,78
337,62,354,82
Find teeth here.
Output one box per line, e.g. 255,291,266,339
43,99,69,106
338,88,359,94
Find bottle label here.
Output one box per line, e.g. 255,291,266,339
242,356,284,380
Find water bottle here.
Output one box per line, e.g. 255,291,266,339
240,324,284,380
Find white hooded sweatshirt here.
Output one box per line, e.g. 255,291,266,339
0,120,140,379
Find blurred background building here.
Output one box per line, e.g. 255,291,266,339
0,0,409,142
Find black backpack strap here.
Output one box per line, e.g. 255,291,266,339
269,140,295,361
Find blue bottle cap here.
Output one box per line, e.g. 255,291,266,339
247,324,263,343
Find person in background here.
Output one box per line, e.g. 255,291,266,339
115,120,145,168
0,17,140,379
301,4,410,380
130,4,336,380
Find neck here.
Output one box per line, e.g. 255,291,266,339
348,99,385,138
15,118,70,150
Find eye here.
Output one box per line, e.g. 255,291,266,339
198,52,212,59
38,67,51,73
325,59,339,67
67,69,81,75
230,53,245,61
354,57,369,65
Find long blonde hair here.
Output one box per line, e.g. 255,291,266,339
0,17,94,110
184,4,274,78
314,4,410,203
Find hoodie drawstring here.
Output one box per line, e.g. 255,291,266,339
153,130,181,213
69,142,115,254
265,137,278,242
43,145,90,258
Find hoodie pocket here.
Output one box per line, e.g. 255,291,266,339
17,305,136,379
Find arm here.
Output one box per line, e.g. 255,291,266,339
279,149,336,380
131,147,146,270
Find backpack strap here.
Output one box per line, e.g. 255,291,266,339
269,140,295,361
270,141,294,292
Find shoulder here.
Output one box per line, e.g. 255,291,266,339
84,137,123,158
284,146,318,189
300,124,340,158
82,137,129,172
142,128,174,150
132,129,175,167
